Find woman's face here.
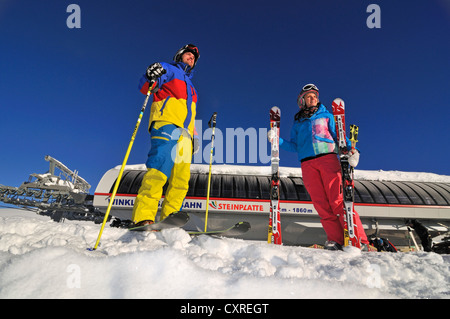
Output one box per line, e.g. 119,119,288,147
304,92,318,108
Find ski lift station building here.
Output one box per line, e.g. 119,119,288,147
93,164,450,246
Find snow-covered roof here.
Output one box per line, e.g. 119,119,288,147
118,163,450,183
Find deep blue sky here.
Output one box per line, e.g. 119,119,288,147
1,0,449,193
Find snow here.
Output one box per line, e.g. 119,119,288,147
1,208,449,299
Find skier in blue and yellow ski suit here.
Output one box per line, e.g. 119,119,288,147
132,44,199,226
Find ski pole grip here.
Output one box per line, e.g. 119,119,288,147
208,112,217,128
350,124,359,150
147,69,167,94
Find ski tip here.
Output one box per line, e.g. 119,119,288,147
171,211,190,221
332,98,345,113
270,107,281,121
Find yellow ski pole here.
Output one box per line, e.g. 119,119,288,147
89,80,160,251
350,124,359,151
204,112,217,232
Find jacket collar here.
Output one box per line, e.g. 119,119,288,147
172,61,194,78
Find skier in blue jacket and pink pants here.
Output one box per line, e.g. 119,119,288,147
278,84,369,250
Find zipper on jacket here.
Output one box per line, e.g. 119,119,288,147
159,95,171,116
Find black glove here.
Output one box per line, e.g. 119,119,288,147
146,63,166,82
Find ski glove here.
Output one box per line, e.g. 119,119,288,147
267,130,275,143
348,150,360,167
145,63,166,93
146,63,166,82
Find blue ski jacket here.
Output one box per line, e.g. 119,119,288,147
280,104,354,163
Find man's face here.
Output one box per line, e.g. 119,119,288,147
182,52,195,68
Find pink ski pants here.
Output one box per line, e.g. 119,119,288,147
302,154,368,245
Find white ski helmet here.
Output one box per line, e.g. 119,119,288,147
297,83,319,108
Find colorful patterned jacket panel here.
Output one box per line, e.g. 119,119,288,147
280,104,353,162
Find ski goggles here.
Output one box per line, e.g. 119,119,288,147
302,84,319,92
186,45,199,59
180,44,200,61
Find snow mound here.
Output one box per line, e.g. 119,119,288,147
0,209,449,299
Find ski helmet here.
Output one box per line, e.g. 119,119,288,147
173,44,200,69
297,83,319,108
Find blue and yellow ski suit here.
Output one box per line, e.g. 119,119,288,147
132,61,197,223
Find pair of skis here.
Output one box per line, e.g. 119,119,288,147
331,98,361,248
129,211,251,237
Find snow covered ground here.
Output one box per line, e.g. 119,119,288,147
0,208,449,299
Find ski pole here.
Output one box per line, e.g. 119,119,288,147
204,112,217,232
89,79,161,251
